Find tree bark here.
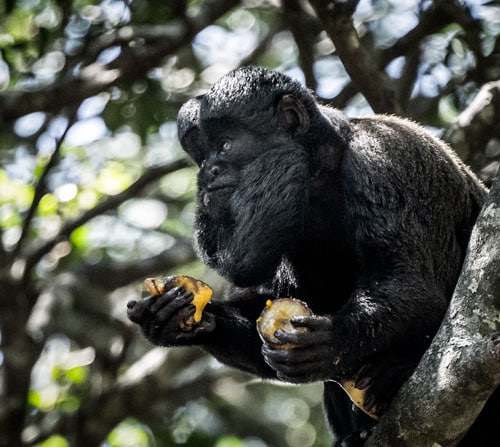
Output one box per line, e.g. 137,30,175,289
367,171,500,446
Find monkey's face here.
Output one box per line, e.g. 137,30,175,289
177,95,284,220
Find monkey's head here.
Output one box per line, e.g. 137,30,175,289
176,66,349,286
177,66,342,161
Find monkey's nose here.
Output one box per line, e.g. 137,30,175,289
209,165,220,177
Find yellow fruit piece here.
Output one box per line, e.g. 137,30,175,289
143,275,213,328
256,298,312,349
337,379,378,420
174,275,213,323
143,278,167,296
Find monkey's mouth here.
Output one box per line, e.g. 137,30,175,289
205,183,236,193
201,184,235,208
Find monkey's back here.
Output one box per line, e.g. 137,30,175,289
342,114,487,297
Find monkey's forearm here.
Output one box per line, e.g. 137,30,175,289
200,301,277,378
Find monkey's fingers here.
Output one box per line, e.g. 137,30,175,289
143,275,213,331
290,315,332,330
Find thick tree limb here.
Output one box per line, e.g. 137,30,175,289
445,80,500,182
367,172,500,446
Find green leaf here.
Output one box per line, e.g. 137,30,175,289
38,193,58,215
58,395,81,413
65,366,88,384
95,162,134,195
108,419,153,447
34,435,69,447
215,436,243,447
4,9,36,43
70,226,88,249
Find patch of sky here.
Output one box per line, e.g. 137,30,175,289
97,45,122,64
65,117,110,147
77,94,111,120
315,57,349,98
193,25,258,68
14,112,46,138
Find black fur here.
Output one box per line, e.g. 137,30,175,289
127,66,496,445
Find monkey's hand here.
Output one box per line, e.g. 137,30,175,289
261,315,340,383
127,287,215,346
353,356,417,417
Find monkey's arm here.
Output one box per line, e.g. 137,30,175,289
262,254,448,415
127,285,277,378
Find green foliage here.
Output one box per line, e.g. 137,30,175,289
108,420,155,447
34,435,69,447
215,436,244,447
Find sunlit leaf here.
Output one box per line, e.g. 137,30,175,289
438,96,459,124
34,435,69,447
4,9,36,43
215,436,243,447
108,419,154,447
38,193,58,215
0,34,15,48
76,188,98,209
65,366,88,384
70,226,89,249
0,170,35,209
95,162,135,195
28,390,43,409
58,395,81,413
28,386,58,411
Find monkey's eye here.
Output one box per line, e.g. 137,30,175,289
218,140,231,154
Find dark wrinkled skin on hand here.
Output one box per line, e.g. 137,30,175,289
261,315,338,383
261,314,416,418
127,287,215,346
353,356,416,416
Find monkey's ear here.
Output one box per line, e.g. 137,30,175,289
277,94,310,135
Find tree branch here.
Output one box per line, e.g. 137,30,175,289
308,0,400,114
445,80,500,183
14,110,78,258
20,158,190,285
283,0,318,91
367,171,500,446
380,0,456,66
79,240,196,291
320,0,460,111
0,0,239,124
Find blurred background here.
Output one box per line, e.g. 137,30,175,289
0,0,499,446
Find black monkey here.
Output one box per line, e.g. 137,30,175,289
128,66,497,445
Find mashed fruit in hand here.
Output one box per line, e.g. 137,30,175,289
143,275,213,330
